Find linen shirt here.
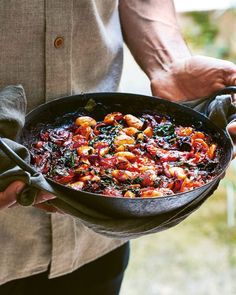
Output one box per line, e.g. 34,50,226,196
0,0,126,285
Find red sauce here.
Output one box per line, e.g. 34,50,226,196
29,112,220,198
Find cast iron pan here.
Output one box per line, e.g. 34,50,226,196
8,89,232,218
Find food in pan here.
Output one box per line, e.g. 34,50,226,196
30,112,221,198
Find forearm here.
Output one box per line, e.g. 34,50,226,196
119,0,191,79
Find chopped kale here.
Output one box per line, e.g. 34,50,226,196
133,176,143,184
154,123,175,137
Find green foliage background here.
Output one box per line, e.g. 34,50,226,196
182,9,236,62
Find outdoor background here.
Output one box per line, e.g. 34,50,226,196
120,1,236,294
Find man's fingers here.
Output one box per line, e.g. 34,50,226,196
0,181,26,209
34,203,64,214
229,74,236,86
8,189,59,213
227,121,236,158
0,181,59,213
227,121,236,137
34,190,56,204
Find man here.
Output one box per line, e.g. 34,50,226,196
1,1,236,294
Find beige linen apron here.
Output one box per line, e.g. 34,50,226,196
0,0,126,284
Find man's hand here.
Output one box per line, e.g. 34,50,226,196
150,55,236,102
119,1,236,157
0,181,25,209
0,180,60,213
227,122,236,158
151,55,236,157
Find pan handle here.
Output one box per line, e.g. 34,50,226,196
0,137,37,175
209,86,236,124
0,137,39,206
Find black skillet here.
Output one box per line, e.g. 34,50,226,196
0,89,235,217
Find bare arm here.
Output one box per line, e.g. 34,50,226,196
119,0,191,79
119,0,236,156
119,0,236,101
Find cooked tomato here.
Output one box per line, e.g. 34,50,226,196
30,111,220,198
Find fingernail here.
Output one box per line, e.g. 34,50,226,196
15,184,25,195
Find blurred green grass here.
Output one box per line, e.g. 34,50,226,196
120,165,236,295
180,9,236,63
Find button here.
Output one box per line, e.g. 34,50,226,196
54,37,64,48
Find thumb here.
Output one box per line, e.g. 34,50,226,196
227,121,236,158
0,181,26,209
227,121,236,137
224,63,236,86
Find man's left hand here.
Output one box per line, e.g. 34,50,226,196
150,55,236,157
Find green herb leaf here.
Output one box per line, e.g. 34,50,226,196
84,98,96,112
133,176,143,184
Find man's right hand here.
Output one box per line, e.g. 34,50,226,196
0,181,25,209
0,181,60,212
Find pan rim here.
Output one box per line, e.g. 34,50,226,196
23,91,233,201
